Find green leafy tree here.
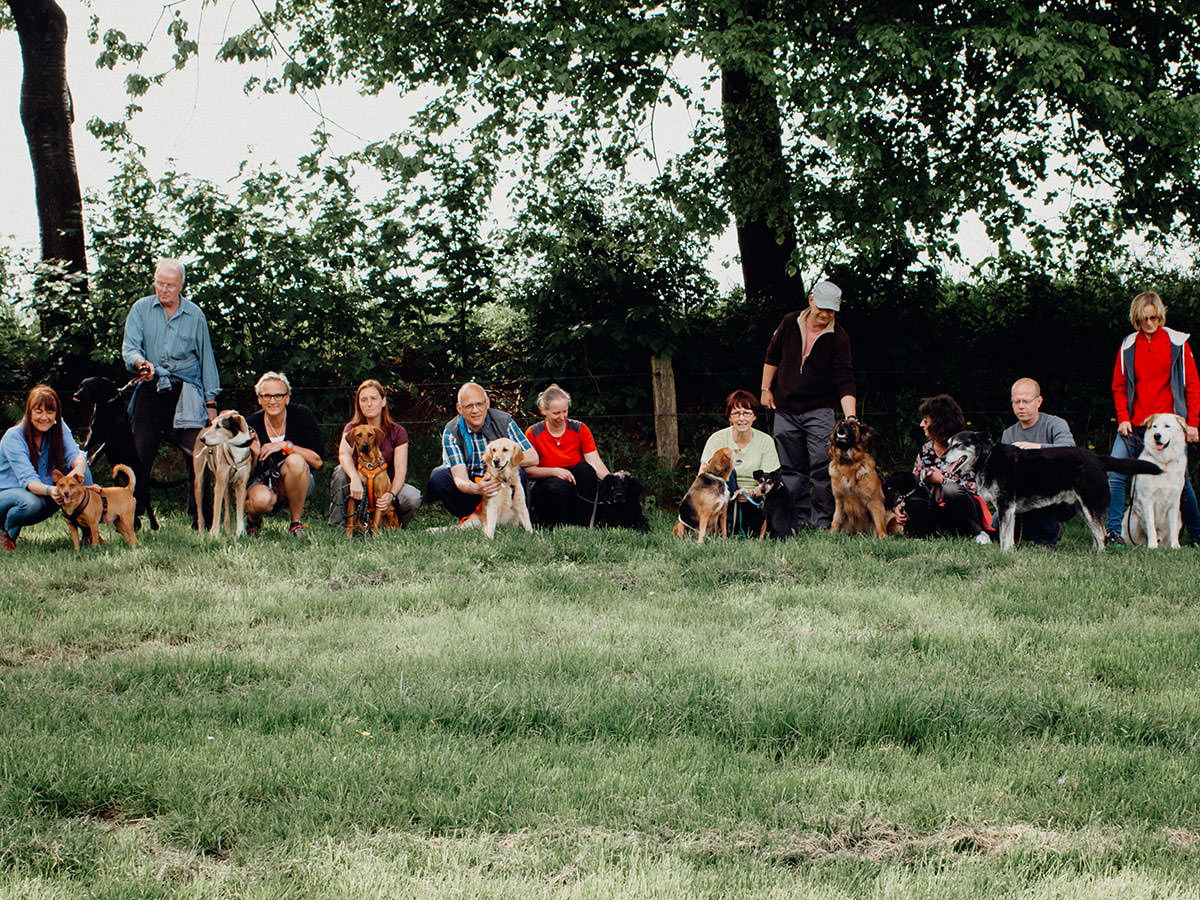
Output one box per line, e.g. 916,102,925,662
184,0,1200,312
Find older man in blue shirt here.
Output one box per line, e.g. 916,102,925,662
122,258,221,524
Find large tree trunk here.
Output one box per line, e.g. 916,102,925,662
720,62,803,312
8,0,88,279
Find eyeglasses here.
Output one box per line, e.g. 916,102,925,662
729,410,755,418
460,401,486,411
259,393,289,401
1144,315,1162,323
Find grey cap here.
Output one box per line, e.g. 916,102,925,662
811,280,842,311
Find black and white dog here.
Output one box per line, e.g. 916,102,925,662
942,431,1161,551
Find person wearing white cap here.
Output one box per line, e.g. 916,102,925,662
760,280,857,532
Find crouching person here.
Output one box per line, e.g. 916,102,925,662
425,382,538,521
246,372,323,537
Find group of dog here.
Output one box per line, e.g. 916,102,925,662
55,378,649,548
671,415,1190,551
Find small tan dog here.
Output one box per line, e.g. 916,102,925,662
673,447,734,543
457,437,533,538
53,463,138,549
193,410,254,536
345,424,398,535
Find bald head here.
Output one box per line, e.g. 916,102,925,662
456,382,490,430
1011,378,1043,427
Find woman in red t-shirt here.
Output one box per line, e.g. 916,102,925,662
524,384,611,527
328,379,422,528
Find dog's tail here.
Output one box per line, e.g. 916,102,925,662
112,463,137,490
1100,457,1162,476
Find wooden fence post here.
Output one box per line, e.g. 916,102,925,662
650,354,679,468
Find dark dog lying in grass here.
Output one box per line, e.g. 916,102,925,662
591,471,649,531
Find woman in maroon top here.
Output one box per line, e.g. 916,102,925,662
328,380,422,528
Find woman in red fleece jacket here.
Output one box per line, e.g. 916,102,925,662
1105,290,1200,544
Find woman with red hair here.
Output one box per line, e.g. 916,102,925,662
0,384,89,550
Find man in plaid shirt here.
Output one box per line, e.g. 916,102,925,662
425,382,539,519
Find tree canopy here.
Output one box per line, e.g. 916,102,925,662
180,0,1200,305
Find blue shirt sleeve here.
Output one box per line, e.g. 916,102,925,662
442,423,465,468
506,418,533,451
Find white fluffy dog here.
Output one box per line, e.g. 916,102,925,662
1122,413,1188,548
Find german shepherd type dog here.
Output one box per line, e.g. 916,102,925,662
943,431,1161,551
828,419,895,538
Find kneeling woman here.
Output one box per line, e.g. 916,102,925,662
525,384,611,527
896,393,992,541
0,384,90,550
329,379,421,529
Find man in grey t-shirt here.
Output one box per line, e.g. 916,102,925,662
1000,377,1076,547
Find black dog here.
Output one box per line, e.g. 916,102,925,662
751,468,797,539
591,471,649,531
72,376,162,530
942,431,1161,551
882,470,985,539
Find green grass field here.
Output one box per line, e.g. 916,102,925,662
2,509,1199,899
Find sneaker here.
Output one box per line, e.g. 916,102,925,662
288,522,309,537
1105,530,1124,548
1,528,15,552
974,531,992,545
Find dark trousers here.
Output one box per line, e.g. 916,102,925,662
1016,503,1075,546
529,462,598,528
130,382,202,521
773,408,835,530
426,465,531,519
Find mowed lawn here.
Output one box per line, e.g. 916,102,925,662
2,510,1199,899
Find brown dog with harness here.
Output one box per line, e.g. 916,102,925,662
53,463,139,549
345,424,399,535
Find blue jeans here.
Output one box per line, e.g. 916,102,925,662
0,488,61,540
1106,430,1200,536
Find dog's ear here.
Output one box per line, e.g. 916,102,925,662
752,469,765,481
1139,414,1157,427
512,445,524,467
372,426,386,444
52,469,64,481
1178,415,1189,432
861,423,880,445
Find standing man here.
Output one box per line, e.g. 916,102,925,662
122,258,221,525
760,280,856,531
426,382,540,520
1000,377,1076,548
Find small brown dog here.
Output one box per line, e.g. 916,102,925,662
457,437,533,538
828,419,895,538
345,424,399,535
673,447,734,543
53,463,138,549
193,410,254,537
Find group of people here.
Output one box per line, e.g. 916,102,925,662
753,281,1200,547
3,263,1198,550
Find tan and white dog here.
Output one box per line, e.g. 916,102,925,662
1122,413,1188,548
193,410,254,536
457,437,533,538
